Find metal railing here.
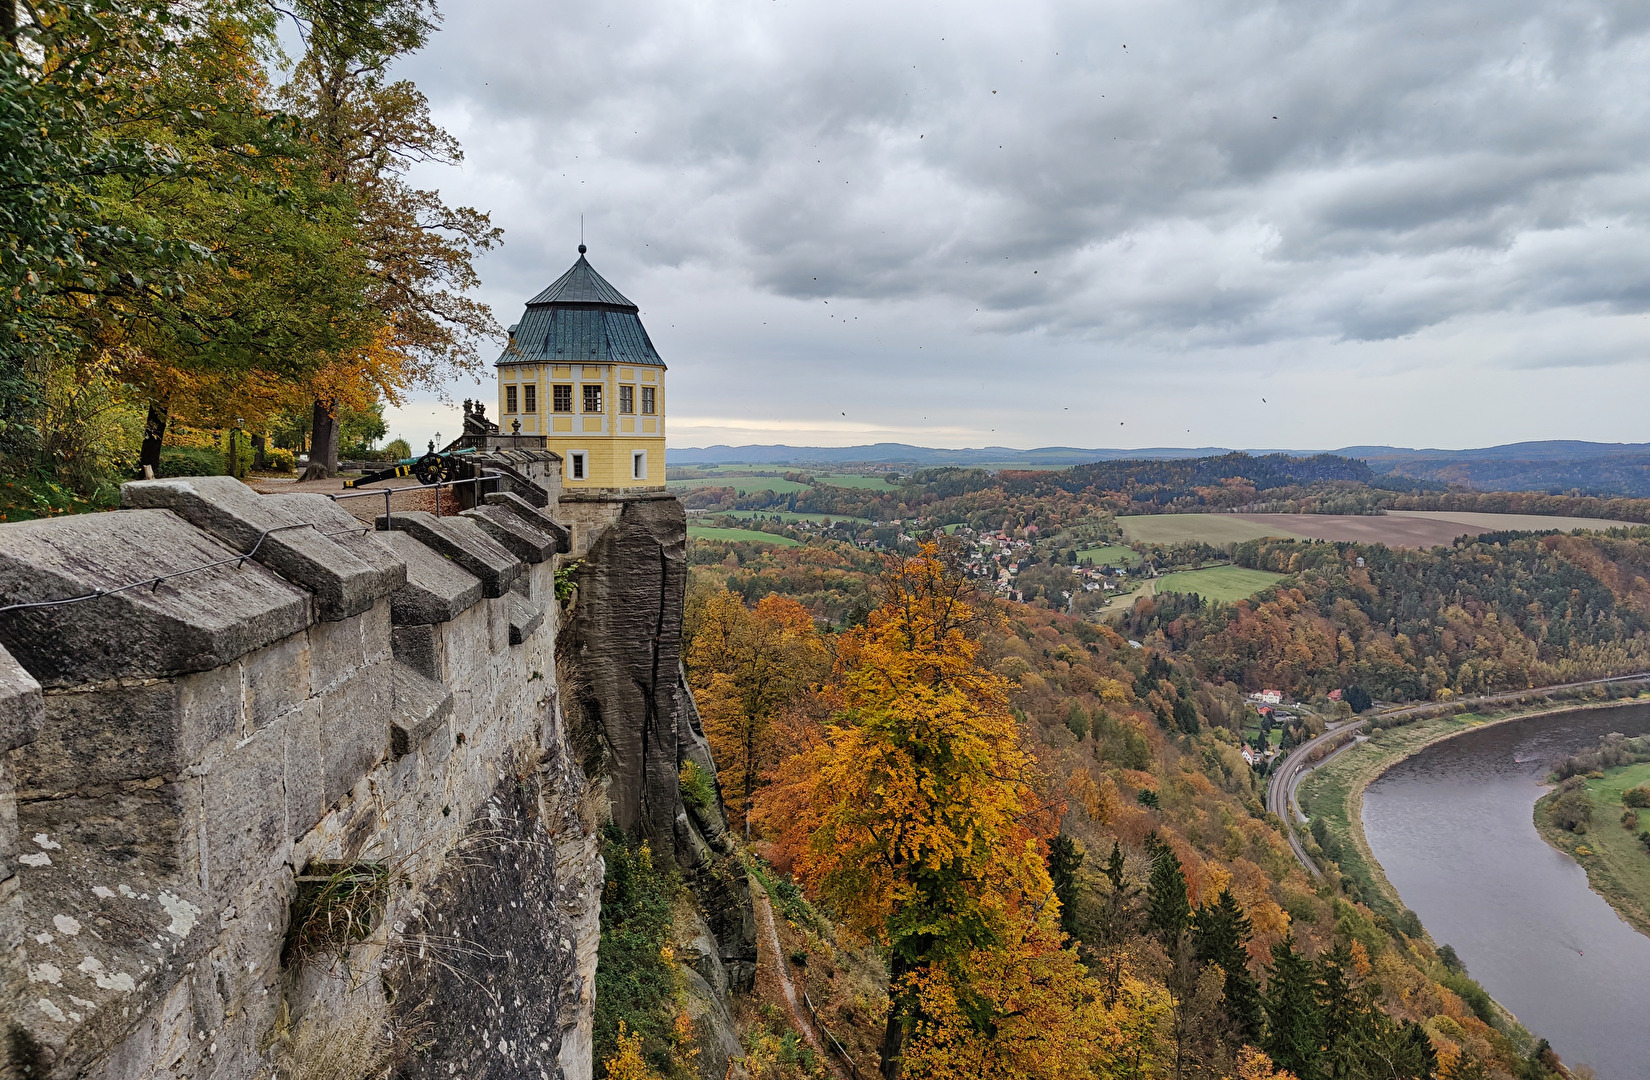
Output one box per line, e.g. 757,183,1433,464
0,523,363,615
327,470,504,527
800,987,869,1080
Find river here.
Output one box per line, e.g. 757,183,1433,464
1361,703,1650,1080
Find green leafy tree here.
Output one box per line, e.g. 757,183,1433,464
279,0,499,476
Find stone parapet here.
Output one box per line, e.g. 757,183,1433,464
0,477,600,1080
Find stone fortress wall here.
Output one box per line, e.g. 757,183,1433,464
0,455,747,1080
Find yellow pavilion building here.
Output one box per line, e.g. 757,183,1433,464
495,245,666,489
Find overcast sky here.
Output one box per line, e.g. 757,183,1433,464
383,0,1650,454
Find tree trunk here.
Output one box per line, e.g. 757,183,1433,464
139,403,168,474
879,956,910,1080
252,433,266,470
304,398,338,480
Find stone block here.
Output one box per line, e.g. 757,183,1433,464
390,662,454,759
310,606,373,696
282,698,326,840
0,648,30,880
247,630,312,730
0,509,311,686
0,642,42,753
319,660,389,807
380,531,483,625
123,477,405,622
483,490,572,554
392,623,441,681
376,511,522,598
475,457,553,508
508,594,544,646
198,725,285,903
461,504,558,564
16,679,227,794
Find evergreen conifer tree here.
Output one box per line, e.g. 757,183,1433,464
1047,834,1084,939
1146,845,1191,947
1263,936,1322,1080
1193,888,1264,1044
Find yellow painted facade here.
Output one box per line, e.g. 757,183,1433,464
497,361,665,488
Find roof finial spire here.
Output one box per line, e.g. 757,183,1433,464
579,214,585,255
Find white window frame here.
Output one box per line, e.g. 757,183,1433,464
568,450,588,481
631,450,647,480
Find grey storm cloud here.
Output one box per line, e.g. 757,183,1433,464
376,0,1650,453
402,0,1650,352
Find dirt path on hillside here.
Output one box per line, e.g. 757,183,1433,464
752,882,849,1079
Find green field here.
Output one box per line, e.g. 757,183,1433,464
687,526,801,546
1153,565,1284,603
1119,513,1306,546
718,510,872,525
1535,759,1650,937
1077,545,1139,566
814,473,898,490
667,476,813,494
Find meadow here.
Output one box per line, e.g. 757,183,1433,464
686,526,801,546
1152,565,1284,603
1535,759,1650,937
1119,514,1306,545
1076,544,1139,566
717,509,873,525
667,475,813,494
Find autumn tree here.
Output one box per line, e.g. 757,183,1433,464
684,589,830,836
279,0,499,475
1,1,371,482
756,546,1141,1079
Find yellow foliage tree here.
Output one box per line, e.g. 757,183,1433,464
600,1022,656,1080
686,590,830,836
756,546,1144,1078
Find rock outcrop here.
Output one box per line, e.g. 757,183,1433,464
558,492,757,998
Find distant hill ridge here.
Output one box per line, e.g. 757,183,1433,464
671,440,1650,497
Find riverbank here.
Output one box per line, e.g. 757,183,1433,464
1533,760,1650,939
1296,695,1650,926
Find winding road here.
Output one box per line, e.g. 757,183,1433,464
1264,672,1650,877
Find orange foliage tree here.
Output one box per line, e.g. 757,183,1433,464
755,546,1156,1078
684,590,830,838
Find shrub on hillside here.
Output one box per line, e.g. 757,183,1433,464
1622,785,1650,808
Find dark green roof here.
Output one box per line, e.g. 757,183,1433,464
526,252,637,309
497,249,665,368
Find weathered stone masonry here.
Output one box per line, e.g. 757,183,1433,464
0,469,609,1080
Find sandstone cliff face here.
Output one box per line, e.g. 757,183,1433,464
0,474,601,1080
559,494,758,1001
